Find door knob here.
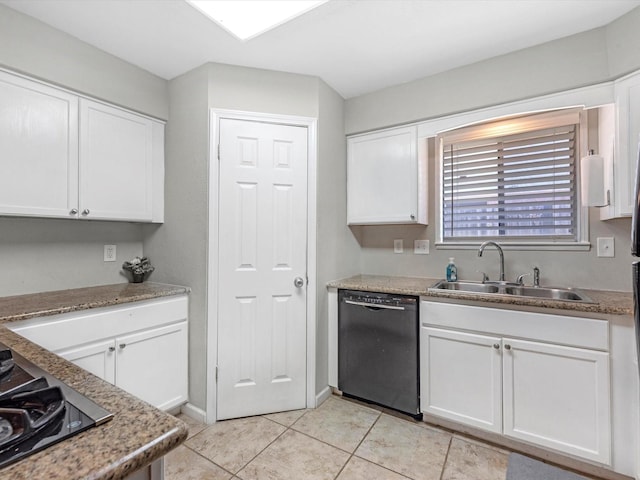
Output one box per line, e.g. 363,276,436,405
119,343,127,349
108,346,115,352
294,277,305,288
70,208,78,215
82,209,90,216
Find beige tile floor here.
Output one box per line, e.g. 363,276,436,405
165,395,589,480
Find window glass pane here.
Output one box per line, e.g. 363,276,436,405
441,121,578,241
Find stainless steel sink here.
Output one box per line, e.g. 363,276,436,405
429,280,594,303
430,280,500,294
502,285,594,302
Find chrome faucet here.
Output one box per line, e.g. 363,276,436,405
533,266,540,287
477,241,505,281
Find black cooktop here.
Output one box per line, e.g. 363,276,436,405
0,343,113,469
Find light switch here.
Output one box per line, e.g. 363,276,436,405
596,237,614,257
393,239,403,254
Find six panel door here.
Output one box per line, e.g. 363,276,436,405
217,118,308,420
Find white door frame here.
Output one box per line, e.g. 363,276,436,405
206,108,317,423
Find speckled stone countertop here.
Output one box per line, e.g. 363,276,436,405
0,282,190,480
327,274,634,316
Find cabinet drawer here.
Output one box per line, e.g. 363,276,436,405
421,301,608,351
9,295,188,351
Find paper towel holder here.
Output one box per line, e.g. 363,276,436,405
580,149,610,207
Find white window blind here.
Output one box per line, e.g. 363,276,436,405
441,114,578,242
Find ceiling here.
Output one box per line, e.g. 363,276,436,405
2,0,639,99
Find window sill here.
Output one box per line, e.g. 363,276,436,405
435,241,591,252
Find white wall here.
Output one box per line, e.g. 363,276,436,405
0,4,168,296
343,7,640,293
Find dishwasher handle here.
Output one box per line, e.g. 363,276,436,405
343,299,406,311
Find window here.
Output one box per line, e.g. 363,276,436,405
437,110,585,246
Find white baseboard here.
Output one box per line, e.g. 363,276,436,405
180,402,207,424
315,385,332,407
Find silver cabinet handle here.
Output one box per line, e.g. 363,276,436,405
119,343,126,349
70,208,78,215
504,344,512,350
410,214,416,220
294,277,305,288
82,209,90,216
493,343,500,349
108,346,115,352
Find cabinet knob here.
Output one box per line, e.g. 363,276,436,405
119,343,126,349
108,346,115,352
70,208,78,215
493,343,500,349
504,344,512,350
82,209,90,216
410,214,416,220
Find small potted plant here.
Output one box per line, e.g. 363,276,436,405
122,256,155,283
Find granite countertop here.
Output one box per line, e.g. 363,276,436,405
0,282,191,480
327,274,634,316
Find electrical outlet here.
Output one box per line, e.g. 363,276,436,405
393,239,403,254
596,237,614,257
104,244,117,262
414,239,430,254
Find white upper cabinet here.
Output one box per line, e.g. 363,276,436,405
0,70,79,218
600,70,640,219
347,125,427,225
79,99,154,222
0,69,164,223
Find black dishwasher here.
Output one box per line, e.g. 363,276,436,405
338,289,420,416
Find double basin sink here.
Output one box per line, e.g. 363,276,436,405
429,280,594,303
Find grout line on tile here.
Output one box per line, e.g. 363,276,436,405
233,424,291,476
438,436,454,480
181,443,237,478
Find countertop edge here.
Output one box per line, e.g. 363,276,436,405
327,275,633,316
0,282,190,323
0,282,191,479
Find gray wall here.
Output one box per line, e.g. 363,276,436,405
343,7,640,293
143,64,211,412
316,80,360,394
0,4,167,120
0,4,168,296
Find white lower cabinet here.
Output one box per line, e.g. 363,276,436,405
422,327,502,433
9,295,188,411
501,338,610,462
421,301,611,465
57,321,188,411
59,338,116,384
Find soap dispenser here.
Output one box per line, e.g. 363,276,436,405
446,257,458,282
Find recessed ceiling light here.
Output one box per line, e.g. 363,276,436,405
186,0,328,41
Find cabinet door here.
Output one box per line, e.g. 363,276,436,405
57,339,116,384
0,71,79,218
347,125,426,225
607,72,640,218
116,321,188,411
502,338,611,464
79,99,153,221
421,327,502,433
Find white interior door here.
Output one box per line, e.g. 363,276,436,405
217,118,308,420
